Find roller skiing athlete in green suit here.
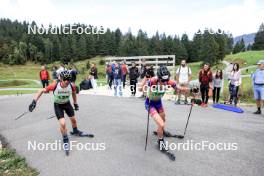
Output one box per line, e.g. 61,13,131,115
28,70,94,156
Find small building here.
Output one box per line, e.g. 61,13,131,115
105,55,176,76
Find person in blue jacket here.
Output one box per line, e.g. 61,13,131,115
251,60,264,114
113,62,122,97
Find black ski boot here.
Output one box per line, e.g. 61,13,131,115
254,109,261,114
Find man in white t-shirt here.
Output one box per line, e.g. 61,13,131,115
175,59,192,104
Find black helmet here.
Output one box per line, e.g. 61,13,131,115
60,70,71,81
157,66,170,82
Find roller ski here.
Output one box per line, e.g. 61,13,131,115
70,129,94,138
153,130,184,139
157,138,175,161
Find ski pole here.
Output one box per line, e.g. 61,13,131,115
144,99,151,151
47,115,56,120
14,111,29,120
183,103,193,136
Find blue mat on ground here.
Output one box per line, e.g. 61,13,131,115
212,104,244,113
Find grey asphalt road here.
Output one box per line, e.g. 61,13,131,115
0,94,264,176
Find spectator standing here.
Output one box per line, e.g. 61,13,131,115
212,70,223,104
140,60,147,79
251,60,264,114
199,63,213,107
113,62,122,96
52,65,58,82
39,65,50,88
121,61,129,89
56,63,66,79
69,65,78,83
90,63,98,89
106,63,113,89
228,63,242,107
129,62,140,96
175,59,192,104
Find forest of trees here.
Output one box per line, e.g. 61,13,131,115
0,18,248,66
233,23,264,54
252,23,264,50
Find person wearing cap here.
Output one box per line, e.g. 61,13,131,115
251,60,264,114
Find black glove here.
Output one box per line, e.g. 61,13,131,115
29,100,37,112
74,104,79,111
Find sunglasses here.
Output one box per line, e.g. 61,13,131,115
62,78,70,81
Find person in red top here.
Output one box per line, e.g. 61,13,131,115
39,65,50,88
28,70,94,156
105,63,113,89
198,63,213,107
121,61,129,89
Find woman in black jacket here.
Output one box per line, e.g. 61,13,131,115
129,62,139,96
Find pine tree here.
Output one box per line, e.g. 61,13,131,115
239,38,246,52
214,29,227,61
192,30,203,61
114,28,122,55
77,35,87,59
43,38,53,63
181,34,191,62
149,31,162,55
225,33,233,54
247,44,252,51
200,30,219,65
252,23,264,50
233,41,240,54
86,35,96,58
135,29,149,55
173,36,187,64
233,39,245,54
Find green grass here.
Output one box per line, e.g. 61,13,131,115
0,62,41,80
212,62,226,71
71,56,107,85
225,50,264,67
221,77,255,104
0,56,107,91
241,67,257,75
0,80,40,88
0,148,38,176
0,80,29,88
174,61,202,80
188,62,203,80
0,90,38,95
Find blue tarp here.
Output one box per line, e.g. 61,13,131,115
212,104,244,113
